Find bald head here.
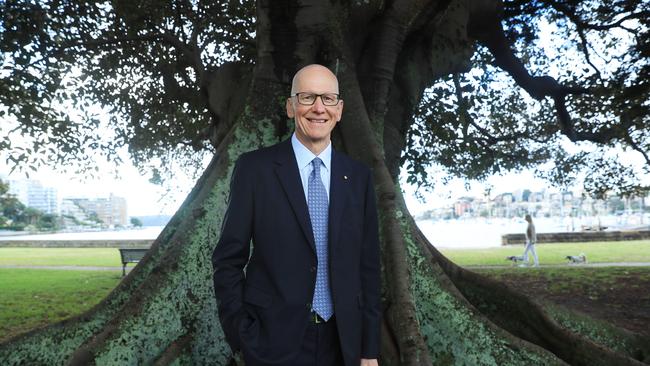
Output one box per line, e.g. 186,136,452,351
290,64,339,95
286,63,343,155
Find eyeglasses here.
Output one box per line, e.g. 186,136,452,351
292,92,341,106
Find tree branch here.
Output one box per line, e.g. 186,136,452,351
379,27,438,178
620,110,650,166
573,24,604,81
543,1,649,32
541,2,649,80
357,0,449,126
503,1,648,33
553,94,638,144
466,4,619,145
159,32,206,81
452,74,548,145
503,3,648,80
625,133,650,166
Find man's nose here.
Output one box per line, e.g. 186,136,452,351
311,96,326,112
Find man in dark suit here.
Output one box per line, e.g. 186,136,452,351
212,64,381,366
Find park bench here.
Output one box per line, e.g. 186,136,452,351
118,248,149,277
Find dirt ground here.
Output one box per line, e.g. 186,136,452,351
479,267,650,337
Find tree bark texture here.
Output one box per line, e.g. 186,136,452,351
1,1,649,365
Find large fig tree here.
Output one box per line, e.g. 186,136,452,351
1,0,648,365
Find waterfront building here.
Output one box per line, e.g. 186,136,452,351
454,197,473,218
6,178,60,215
68,194,128,227
60,199,94,228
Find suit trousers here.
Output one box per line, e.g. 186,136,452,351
290,315,343,366
242,316,343,366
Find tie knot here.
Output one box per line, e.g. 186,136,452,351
311,158,322,173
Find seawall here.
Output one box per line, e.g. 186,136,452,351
501,230,650,245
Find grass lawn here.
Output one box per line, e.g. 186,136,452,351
440,240,650,266
0,248,123,267
0,269,121,342
1,248,647,346
1,241,648,268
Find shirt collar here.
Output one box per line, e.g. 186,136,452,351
291,133,332,172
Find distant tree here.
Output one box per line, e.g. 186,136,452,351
1,1,649,365
0,180,55,229
608,197,625,213
87,212,102,225
522,189,532,202
0,180,10,227
0,180,26,228
37,213,59,231
130,217,143,227
0,180,7,196
20,207,42,226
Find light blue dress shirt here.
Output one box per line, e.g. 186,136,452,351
291,133,331,201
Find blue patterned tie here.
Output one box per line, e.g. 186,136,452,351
308,158,333,320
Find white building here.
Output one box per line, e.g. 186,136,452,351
67,194,128,227
60,199,93,227
6,178,60,215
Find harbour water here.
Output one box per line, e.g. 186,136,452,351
417,214,649,249
0,226,164,241
0,213,647,249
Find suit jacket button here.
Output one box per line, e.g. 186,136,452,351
310,266,316,273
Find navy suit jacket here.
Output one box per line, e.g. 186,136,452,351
212,139,381,365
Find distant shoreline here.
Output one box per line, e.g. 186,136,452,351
3,214,648,249
0,226,164,241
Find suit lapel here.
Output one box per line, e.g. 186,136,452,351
328,149,349,252
274,140,316,254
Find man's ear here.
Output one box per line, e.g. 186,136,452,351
286,98,295,118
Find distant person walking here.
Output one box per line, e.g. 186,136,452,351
522,214,539,267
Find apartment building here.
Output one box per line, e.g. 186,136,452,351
6,178,60,215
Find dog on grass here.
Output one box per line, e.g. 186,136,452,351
505,255,525,265
565,253,587,264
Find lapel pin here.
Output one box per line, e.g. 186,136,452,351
343,175,348,180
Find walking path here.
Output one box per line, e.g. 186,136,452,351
2,263,650,271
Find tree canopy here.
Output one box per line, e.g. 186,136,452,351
1,0,648,197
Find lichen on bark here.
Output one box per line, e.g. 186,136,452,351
395,198,560,365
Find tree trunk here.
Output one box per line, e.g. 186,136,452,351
1,1,649,365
